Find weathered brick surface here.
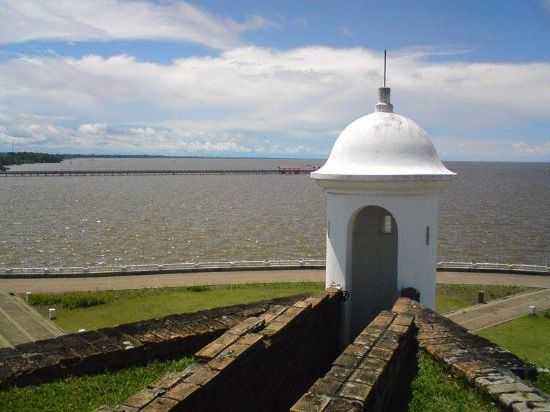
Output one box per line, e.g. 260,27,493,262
10,288,550,412
107,291,343,412
292,303,417,412
410,299,550,412
0,295,305,389
293,296,550,412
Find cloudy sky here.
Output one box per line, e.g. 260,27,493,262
1,0,549,160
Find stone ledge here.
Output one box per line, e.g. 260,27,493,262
412,301,550,412
0,295,305,389
292,295,550,412
292,300,417,412
103,290,342,412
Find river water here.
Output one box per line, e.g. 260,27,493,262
1,159,549,268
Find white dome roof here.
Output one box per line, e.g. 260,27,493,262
312,109,454,181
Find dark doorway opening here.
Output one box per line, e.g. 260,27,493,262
350,206,398,338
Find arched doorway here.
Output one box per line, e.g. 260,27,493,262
350,206,398,338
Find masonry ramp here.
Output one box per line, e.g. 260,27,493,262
0,292,64,348
447,288,550,332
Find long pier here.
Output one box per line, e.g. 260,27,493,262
0,167,318,177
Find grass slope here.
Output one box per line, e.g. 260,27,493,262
409,351,498,412
32,282,324,332
0,357,193,412
479,312,550,393
479,313,550,368
28,283,533,332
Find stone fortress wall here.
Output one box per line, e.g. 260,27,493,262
293,296,545,412
1,290,549,411
105,290,342,412
0,295,306,389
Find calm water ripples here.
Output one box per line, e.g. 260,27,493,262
1,159,549,267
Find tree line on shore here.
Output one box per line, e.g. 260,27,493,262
0,152,260,171
0,152,64,171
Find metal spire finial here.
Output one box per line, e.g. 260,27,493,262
375,49,393,113
383,49,387,88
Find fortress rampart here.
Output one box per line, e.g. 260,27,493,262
1,290,548,411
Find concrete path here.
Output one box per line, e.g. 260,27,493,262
0,270,549,294
0,270,325,294
0,270,550,293
447,288,550,332
437,271,550,289
0,292,64,349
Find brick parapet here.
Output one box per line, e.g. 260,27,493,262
291,299,417,412
101,291,343,412
409,301,550,411
8,290,549,412
0,295,305,389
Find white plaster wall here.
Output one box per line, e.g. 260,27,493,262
324,186,442,341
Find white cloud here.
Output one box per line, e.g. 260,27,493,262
512,141,550,155
101,126,253,153
128,127,156,136
432,136,528,161
0,0,270,49
1,46,550,158
0,119,62,146
0,115,256,154
78,123,107,135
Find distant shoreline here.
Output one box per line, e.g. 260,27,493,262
0,152,327,171
2,152,549,166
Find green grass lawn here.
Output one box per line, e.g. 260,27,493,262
0,356,193,412
30,282,325,332
409,351,498,412
436,284,533,314
479,313,550,368
28,282,533,332
479,312,550,393
535,373,550,394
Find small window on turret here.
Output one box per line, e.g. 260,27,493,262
382,215,392,234
426,226,430,245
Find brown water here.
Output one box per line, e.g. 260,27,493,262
1,159,549,267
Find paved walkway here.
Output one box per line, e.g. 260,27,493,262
0,270,548,345
0,292,65,349
1,270,550,294
437,271,550,288
0,270,325,293
447,288,550,332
